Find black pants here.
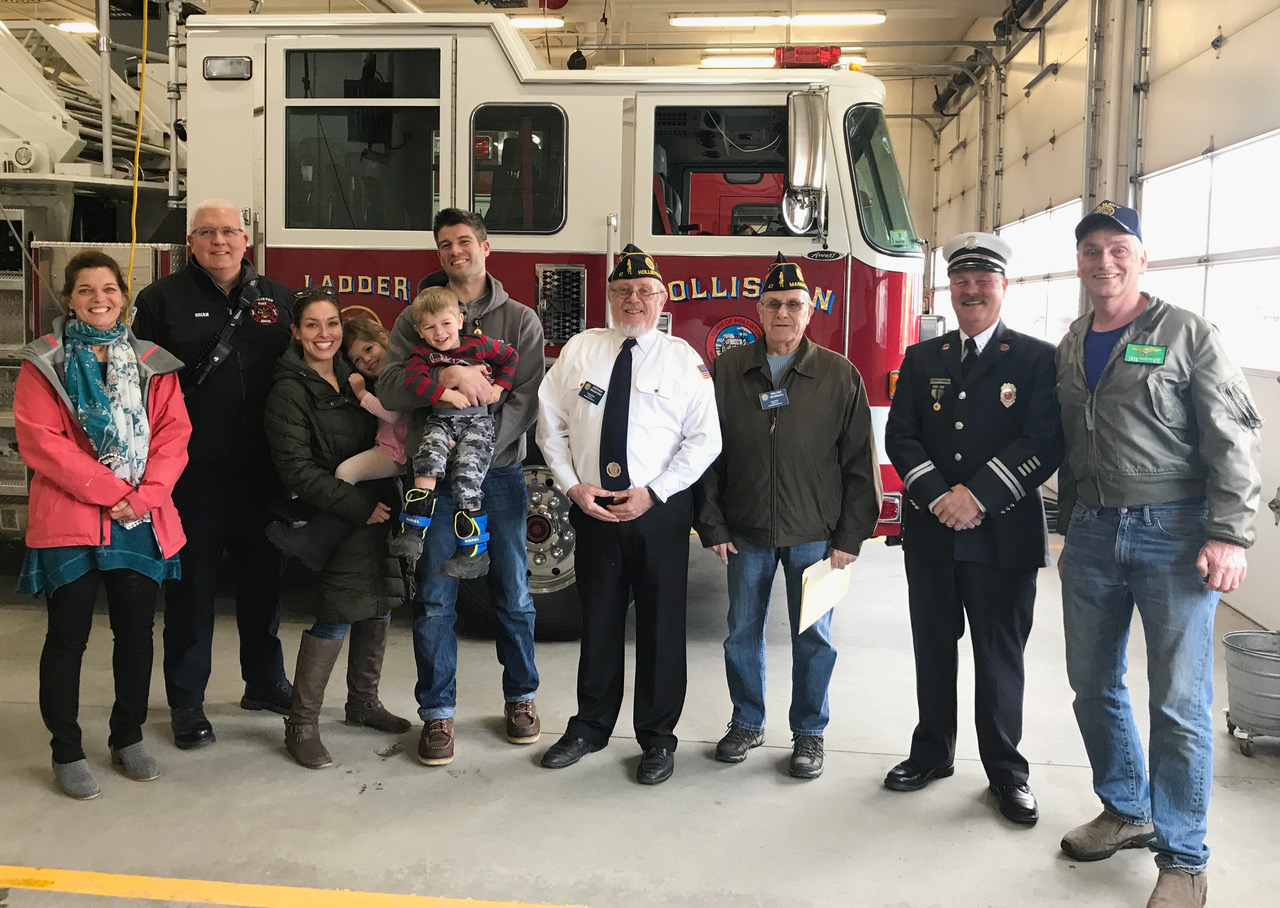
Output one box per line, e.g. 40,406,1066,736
41,569,158,764
566,489,692,752
163,471,286,708
903,547,1036,786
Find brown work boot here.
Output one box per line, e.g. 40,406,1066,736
418,718,455,765
1061,810,1157,861
504,699,541,744
1146,868,1208,907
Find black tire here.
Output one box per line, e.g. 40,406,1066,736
457,578,582,642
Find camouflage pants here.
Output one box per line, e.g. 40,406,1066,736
412,413,495,512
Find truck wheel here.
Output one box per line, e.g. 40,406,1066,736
456,464,581,641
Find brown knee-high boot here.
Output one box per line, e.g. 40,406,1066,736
284,632,343,768
344,618,411,734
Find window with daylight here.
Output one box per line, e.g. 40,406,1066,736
1140,129,1280,370
929,200,1081,343
996,201,1082,343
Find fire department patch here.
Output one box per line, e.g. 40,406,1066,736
250,299,280,325
705,316,761,361
1000,383,1016,408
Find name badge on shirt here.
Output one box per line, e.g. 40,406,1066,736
1123,343,1167,365
759,389,789,410
578,381,605,404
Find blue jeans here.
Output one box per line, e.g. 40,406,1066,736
309,613,390,641
412,462,538,720
1061,499,1217,873
724,537,834,736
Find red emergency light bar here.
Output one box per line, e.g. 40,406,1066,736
775,45,841,68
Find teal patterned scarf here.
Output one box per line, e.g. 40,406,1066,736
63,319,150,522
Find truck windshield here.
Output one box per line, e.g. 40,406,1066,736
845,105,921,255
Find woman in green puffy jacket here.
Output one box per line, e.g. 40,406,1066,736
263,288,407,769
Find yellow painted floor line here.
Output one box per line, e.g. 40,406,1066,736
0,866,581,908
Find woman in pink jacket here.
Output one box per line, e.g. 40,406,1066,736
15,251,191,800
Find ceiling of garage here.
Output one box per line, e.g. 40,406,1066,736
5,0,1015,68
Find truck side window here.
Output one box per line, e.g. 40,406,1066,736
652,105,814,237
283,49,441,231
845,105,921,254
470,105,566,234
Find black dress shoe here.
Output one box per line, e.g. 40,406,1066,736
636,747,674,785
991,782,1039,825
884,758,955,791
540,733,603,769
171,707,216,750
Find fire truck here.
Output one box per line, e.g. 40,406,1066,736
185,13,924,636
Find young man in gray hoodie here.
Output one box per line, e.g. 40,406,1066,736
377,208,545,767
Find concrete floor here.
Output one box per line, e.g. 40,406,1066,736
1,538,1278,908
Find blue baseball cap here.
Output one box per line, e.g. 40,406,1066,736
1075,200,1143,243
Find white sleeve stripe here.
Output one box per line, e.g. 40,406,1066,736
903,461,937,489
989,457,1026,499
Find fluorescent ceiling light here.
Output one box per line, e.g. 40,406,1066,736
56,21,98,34
700,55,777,68
673,15,790,28
511,17,564,29
673,11,886,28
792,12,887,26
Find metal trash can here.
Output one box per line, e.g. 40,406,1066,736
1223,630,1280,757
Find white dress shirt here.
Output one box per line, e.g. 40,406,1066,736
537,327,722,503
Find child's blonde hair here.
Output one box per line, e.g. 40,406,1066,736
340,315,389,355
410,286,462,325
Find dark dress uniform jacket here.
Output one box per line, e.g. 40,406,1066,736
885,321,1062,570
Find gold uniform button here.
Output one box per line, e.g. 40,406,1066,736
954,453,963,461
955,421,964,430
958,391,967,399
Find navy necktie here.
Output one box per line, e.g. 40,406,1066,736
599,337,637,492
961,337,978,377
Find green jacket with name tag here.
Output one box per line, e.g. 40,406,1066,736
694,335,882,555
1055,293,1262,547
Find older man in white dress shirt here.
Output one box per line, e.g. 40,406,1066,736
536,244,722,785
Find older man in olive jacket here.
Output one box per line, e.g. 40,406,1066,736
695,253,882,780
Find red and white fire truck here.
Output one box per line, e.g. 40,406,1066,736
185,13,924,634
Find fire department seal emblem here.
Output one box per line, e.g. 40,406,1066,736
250,299,279,325
605,462,622,478
1000,383,1016,408
706,316,761,361
999,343,1009,352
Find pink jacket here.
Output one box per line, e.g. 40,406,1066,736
15,328,192,557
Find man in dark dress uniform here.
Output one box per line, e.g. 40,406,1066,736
882,231,1063,825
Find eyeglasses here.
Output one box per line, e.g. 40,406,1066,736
609,287,663,301
761,299,808,313
293,285,340,300
191,226,245,240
